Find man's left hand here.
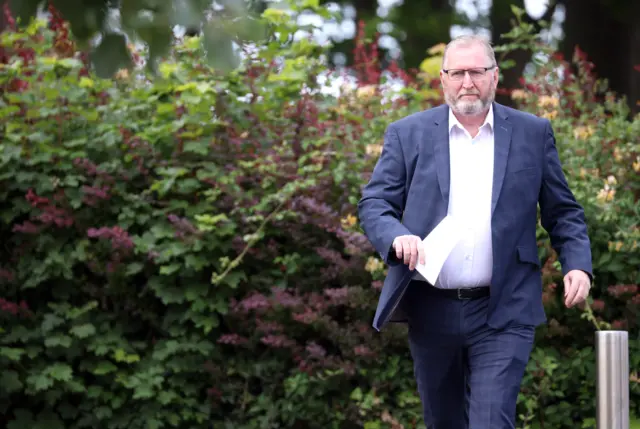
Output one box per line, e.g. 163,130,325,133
563,270,591,308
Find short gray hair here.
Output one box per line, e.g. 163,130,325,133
442,35,497,69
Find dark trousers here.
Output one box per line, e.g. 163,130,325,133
403,281,535,429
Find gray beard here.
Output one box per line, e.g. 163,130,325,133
445,90,495,116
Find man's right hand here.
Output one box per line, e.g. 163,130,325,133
392,235,425,271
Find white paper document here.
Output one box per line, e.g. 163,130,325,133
414,215,463,284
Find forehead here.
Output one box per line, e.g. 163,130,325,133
445,43,490,69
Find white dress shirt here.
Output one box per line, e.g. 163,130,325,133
414,105,495,289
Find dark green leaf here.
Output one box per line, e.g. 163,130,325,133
44,335,73,348
47,363,73,381
0,371,23,393
70,324,96,339
7,410,34,429
93,361,118,375
27,373,54,391
33,410,65,429
0,347,25,361
41,314,65,332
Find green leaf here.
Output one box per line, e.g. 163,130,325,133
222,270,246,288
87,385,103,398
184,140,210,155
301,0,319,9
93,361,118,375
113,349,140,364
90,33,134,79
46,363,73,381
94,406,113,420
42,313,64,334
32,410,65,429
126,262,144,275
510,4,525,19
159,264,181,275
7,409,34,429
148,418,163,429
44,335,73,348
27,373,54,391
0,370,23,393
66,301,98,319
70,323,96,339
133,384,154,399
0,347,25,361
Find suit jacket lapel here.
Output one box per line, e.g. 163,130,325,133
433,107,450,207
491,103,513,215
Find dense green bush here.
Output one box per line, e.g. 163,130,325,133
0,4,638,429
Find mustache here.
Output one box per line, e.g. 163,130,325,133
458,92,480,97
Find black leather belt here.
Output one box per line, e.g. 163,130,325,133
411,280,490,300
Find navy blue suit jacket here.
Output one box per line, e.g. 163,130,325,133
357,102,593,331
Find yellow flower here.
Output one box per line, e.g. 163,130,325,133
341,214,357,228
633,158,640,172
356,85,377,100
366,144,383,156
365,256,384,273
613,147,623,162
615,241,624,252
537,95,559,109
596,184,615,203
511,89,528,100
115,68,130,81
541,110,558,120
573,125,595,140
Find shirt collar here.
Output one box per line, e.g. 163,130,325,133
448,103,494,134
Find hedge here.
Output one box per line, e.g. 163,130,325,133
0,4,638,429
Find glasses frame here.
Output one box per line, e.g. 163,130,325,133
442,66,496,81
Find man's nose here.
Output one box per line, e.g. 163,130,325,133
461,72,475,88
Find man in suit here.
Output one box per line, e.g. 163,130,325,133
357,35,593,429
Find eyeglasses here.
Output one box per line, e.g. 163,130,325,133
442,66,495,81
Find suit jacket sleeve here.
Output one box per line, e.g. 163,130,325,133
358,124,413,265
538,119,593,279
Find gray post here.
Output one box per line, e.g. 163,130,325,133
596,330,629,429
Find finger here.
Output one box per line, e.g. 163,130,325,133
571,280,590,306
408,239,418,270
403,240,412,265
565,277,580,308
395,239,403,260
417,240,426,266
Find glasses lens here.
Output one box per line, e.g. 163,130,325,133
449,68,488,80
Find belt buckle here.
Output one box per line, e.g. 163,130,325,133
457,288,471,300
